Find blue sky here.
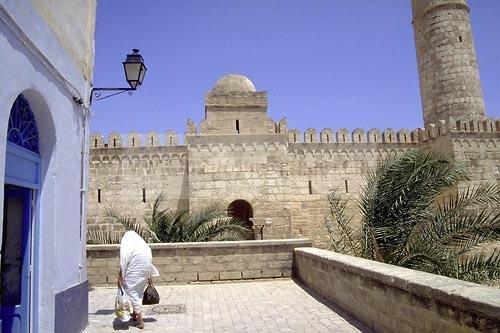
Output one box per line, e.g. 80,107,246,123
91,1,500,137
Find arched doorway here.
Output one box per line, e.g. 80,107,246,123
2,94,41,333
228,200,254,240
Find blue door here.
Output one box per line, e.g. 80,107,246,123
2,94,41,333
1,186,32,333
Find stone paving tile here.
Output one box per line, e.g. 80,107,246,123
86,279,372,333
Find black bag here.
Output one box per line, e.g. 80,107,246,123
142,278,160,305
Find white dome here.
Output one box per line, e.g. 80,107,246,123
213,74,256,92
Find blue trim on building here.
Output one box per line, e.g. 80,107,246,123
31,190,40,333
5,142,41,190
54,280,89,333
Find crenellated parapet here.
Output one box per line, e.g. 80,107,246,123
127,131,141,147
453,118,500,133
289,129,301,143
146,131,160,147
397,129,411,143
108,132,122,148
367,129,381,143
90,118,499,150
351,129,366,143
304,129,318,143
289,127,418,144
165,130,179,146
90,133,105,148
417,118,500,142
320,128,334,143
285,117,500,146
185,119,196,137
278,118,288,134
90,130,184,149
336,128,350,143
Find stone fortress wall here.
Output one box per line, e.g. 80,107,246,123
88,0,500,248
88,117,500,248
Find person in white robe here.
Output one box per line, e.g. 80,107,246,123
118,230,159,329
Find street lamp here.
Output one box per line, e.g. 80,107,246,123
123,49,147,89
89,49,147,104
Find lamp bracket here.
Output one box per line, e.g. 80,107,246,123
90,87,135,104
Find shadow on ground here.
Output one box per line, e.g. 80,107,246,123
292,278,372,332
92,309,115,315
112,318,157,330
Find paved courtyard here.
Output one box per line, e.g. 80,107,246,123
86,279,371,332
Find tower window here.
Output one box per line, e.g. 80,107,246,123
308,181,313,195
236,120,240,134
113,138,116,147
169,136,173,145
342,134,346,142
94,139,98,148
326,134,330,142
310,134,313,142
459,36,463,42
358,134,362,142
142,188,146,203
151,137,154,146
388,134,392,142
132,138,135,146
97,189,101,203
344,180,349,193
293,133,297,142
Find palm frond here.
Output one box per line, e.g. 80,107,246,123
456,250,500,284
188,217,250,242
329,149,500,285
86,228,120,244
433,210,500,253
359,150,467,259
325,190,362,256
105,207,159,242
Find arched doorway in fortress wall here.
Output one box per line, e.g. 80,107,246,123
227,200,254,240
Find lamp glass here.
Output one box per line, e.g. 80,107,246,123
122,49,147,89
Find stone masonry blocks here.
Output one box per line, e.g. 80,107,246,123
294,247,500,333
87,239,312,286
412,0,485,126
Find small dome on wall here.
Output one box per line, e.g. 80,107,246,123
213,74,256,92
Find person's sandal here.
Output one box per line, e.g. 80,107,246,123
135,314,144,329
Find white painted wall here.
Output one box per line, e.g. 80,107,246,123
0,1,94,331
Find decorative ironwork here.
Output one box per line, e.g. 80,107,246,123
90,88,133,103
7,94,39,153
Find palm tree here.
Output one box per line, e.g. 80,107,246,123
326,149,500,285
91,193,251,243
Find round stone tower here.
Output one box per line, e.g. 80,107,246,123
412,0,485,127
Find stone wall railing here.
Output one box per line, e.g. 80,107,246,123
87,239,312,286
294,247,500,332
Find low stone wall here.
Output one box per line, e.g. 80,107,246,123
87,239,312,286
294,247,500,332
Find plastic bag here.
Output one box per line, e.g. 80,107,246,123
142,278,160,305
115,287,132,322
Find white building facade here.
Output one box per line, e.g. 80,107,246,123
0,1,96,332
